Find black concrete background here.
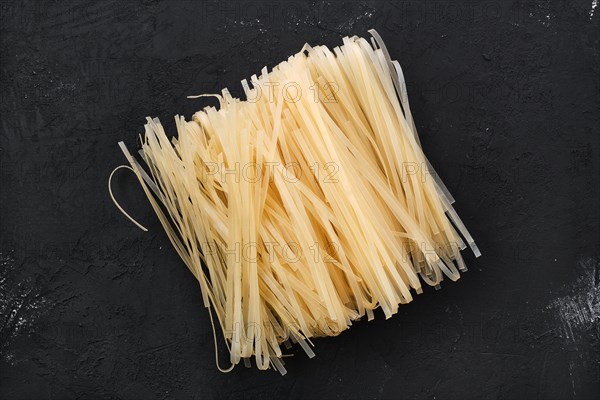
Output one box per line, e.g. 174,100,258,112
1,0,599,399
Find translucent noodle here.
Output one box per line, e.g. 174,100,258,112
110,30,480,375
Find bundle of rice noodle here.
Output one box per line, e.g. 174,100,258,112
110,29,480,375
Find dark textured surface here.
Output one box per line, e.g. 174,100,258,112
1,0,599,399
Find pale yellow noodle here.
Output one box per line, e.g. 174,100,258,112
110,30,480,375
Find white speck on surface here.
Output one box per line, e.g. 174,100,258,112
0,251,49,365
333,8,375,33
530,1,552,27
548,257,600,342
569,361,577,396
591,0,598,19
